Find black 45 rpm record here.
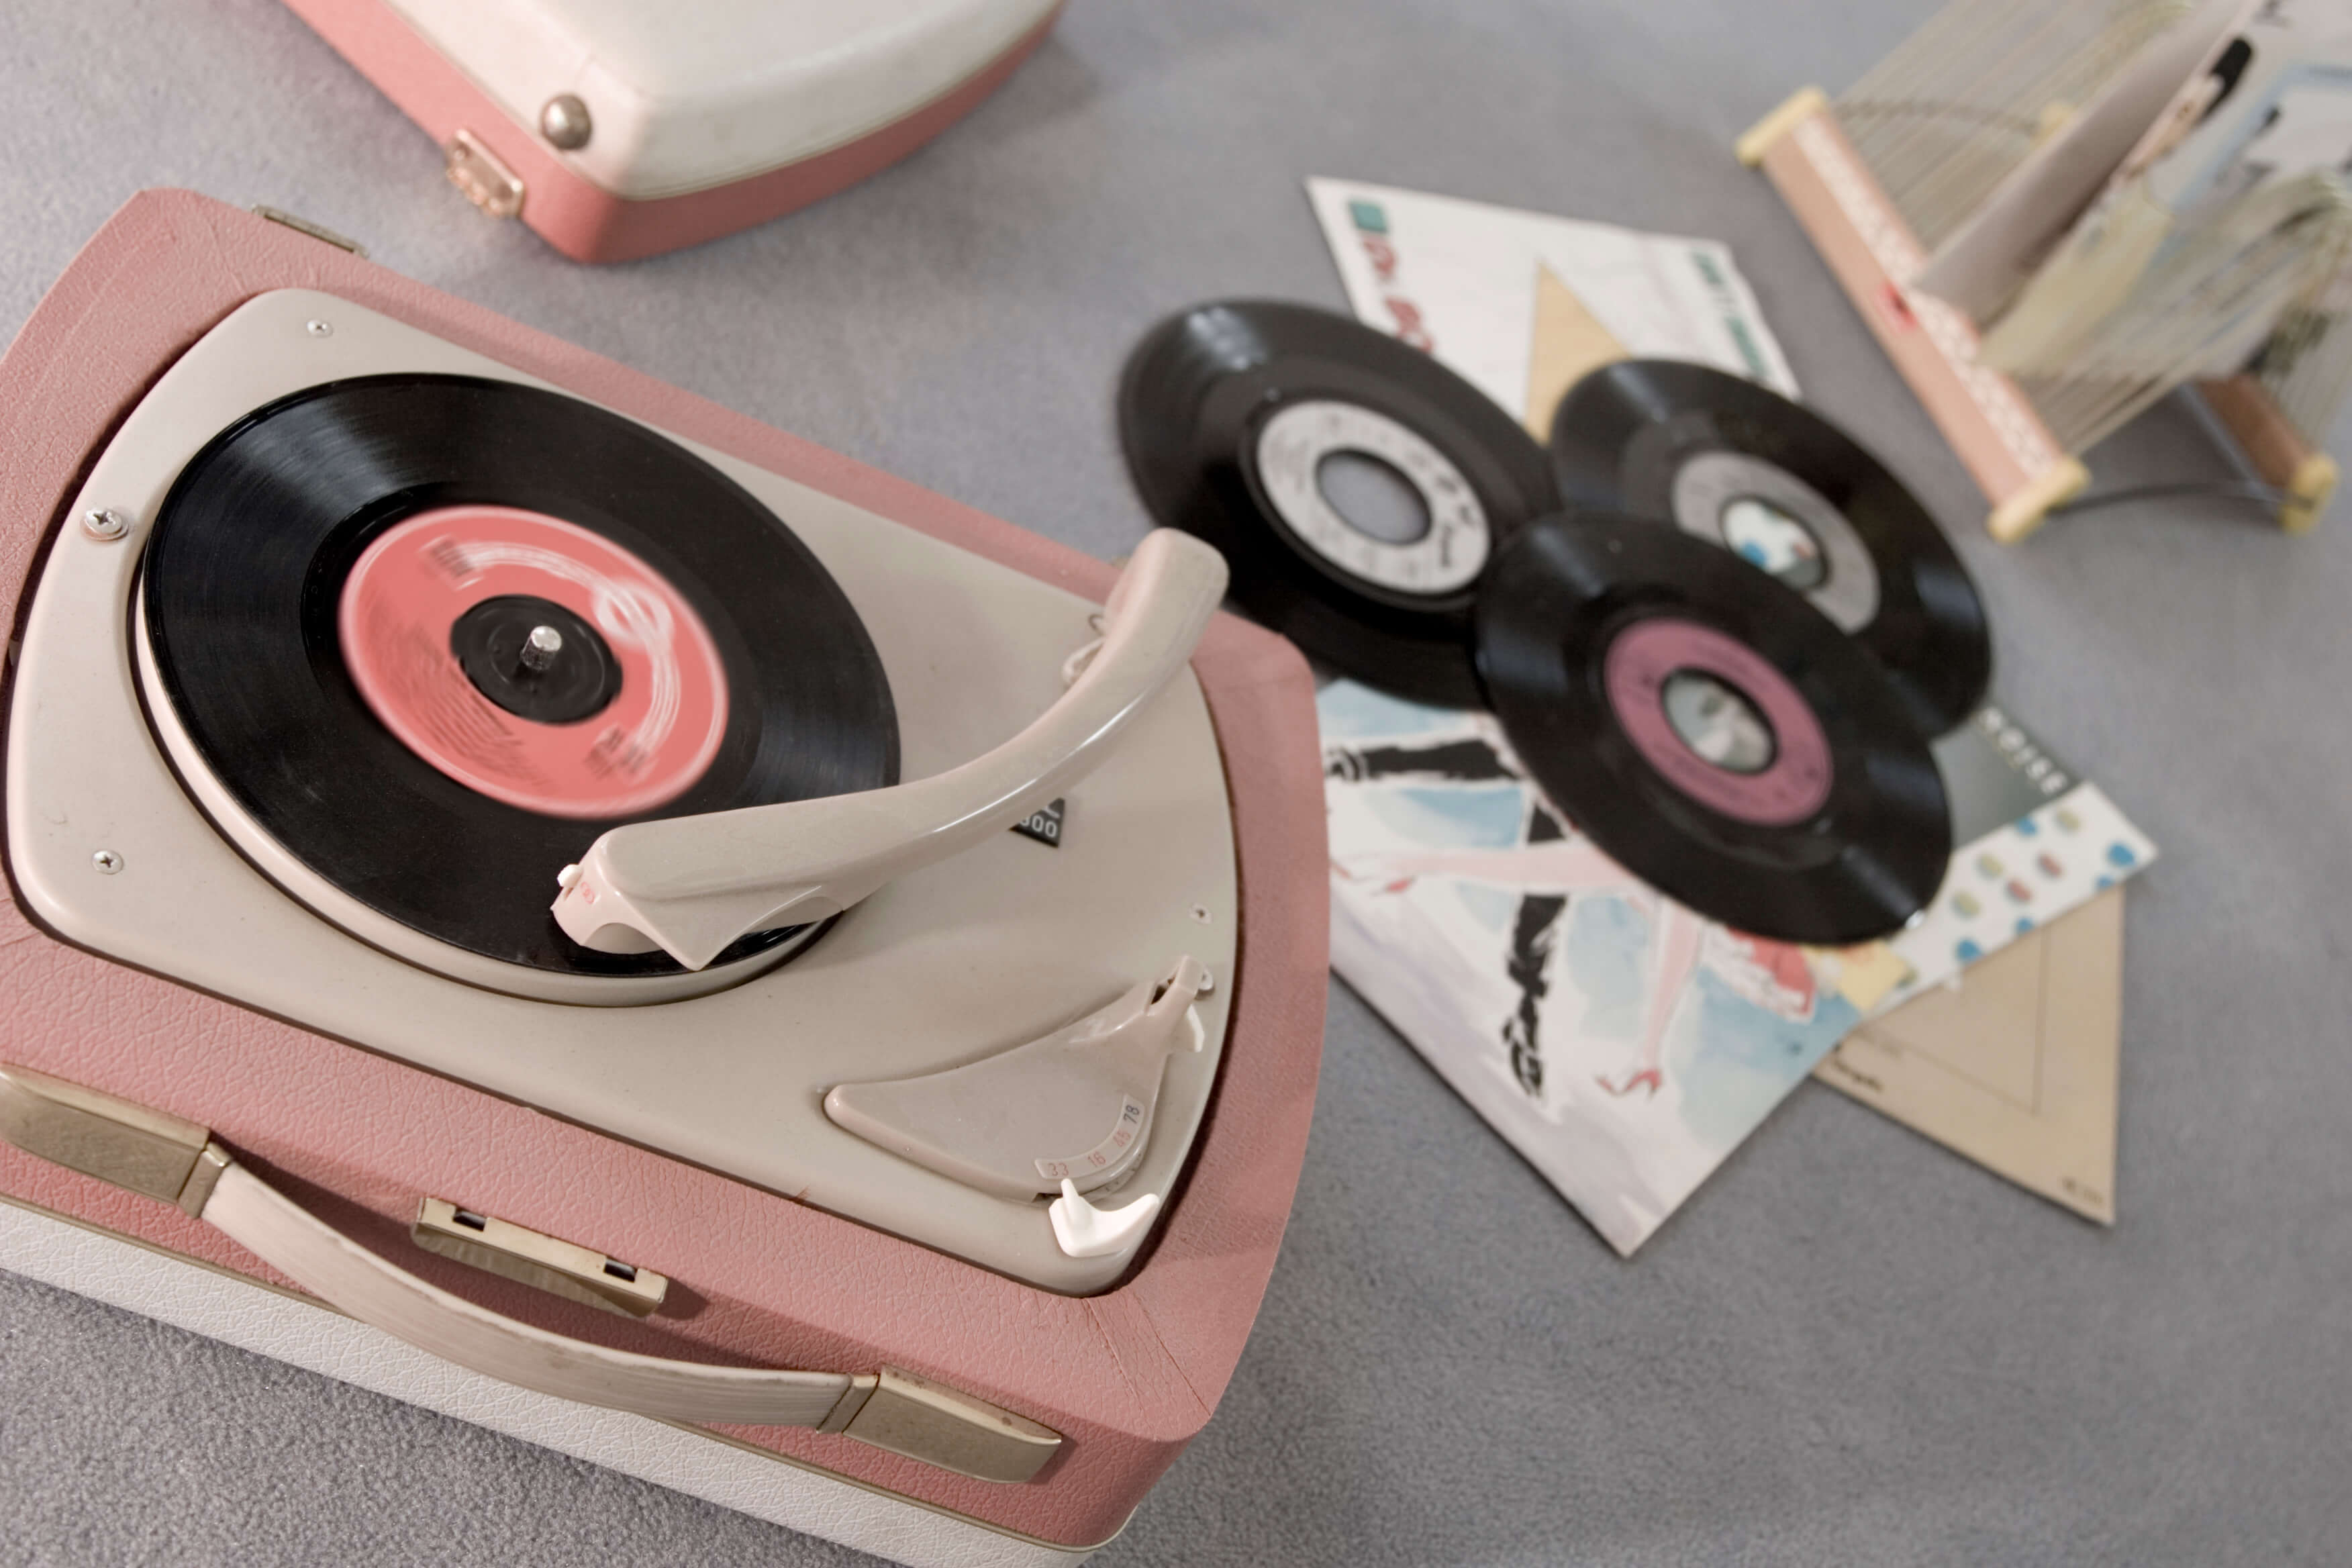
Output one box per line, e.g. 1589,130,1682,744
1549,359,1990,737
1474,514,1951,944
142,374,898,979
1120,300,1558,706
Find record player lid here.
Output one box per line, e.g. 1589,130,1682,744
381,0,1064,199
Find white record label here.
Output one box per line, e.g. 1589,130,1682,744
1670,450,1880,633
1253,399,1491,596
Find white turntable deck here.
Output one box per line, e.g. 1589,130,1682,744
5,290,1237,1294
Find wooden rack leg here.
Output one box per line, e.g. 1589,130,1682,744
2198,377,2337,534
1737,88,1830,168
1986,458,2093,544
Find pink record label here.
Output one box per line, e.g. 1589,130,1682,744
1602,617,1833,826
338,505,728,818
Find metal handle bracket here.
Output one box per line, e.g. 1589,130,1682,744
0,1063,223,1213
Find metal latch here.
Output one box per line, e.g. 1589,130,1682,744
444,130,525,219
0,1063,229,1216
411,1197,668,1320
819,1366,1064,1484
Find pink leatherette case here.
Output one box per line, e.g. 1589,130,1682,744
0,191,1327,1549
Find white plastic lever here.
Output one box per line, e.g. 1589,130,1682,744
824,954,1210,1200
1048,1181,1163,1261
551,530,1229,968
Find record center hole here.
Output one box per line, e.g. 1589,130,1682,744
1661,669,1776,775
1721,496,1827,592
1317,450,1430,546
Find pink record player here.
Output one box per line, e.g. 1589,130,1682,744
0,191,1326,1564
279,0,1065,260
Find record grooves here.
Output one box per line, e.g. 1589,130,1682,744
1120,300,1559,706
1474,514,1952,944
1550,359,1990,737
142,374,899,978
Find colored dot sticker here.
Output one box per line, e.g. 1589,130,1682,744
2006,879,2033,904
2014,917,2035,936
2096,875,2115,890
2037,852,2064,879
1977,853,2004,878
1955,938,1983,964
2055,808,2082,832
2106,842,2139,869
1951,891,1982,918
2016,816,2040,837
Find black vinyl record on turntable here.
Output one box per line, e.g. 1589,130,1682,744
141,373,899,979
1120,300,1558,706
1473,513,1952,944
1549,358,1990,737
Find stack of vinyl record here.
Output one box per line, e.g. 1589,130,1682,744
1121,301,1994,946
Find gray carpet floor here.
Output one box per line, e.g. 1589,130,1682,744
4,0,2349,1563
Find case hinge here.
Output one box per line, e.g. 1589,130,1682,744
444,130,525,219
250,206,369,257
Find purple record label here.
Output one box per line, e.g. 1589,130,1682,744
1602,617,1834,826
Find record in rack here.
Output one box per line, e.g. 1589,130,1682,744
1549,359,1990,737
1473,513,1951,944
1120,300,1559,706
141,374,899,979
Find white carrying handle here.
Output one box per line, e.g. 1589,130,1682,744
552,528,1230,969
0,1063,1062,1483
